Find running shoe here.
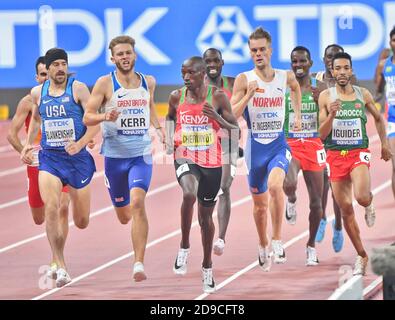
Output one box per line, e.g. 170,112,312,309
46,262,58,280
364,203,376,227
315,218,327,243
133,262,147,282
173,248,190,275
306,246,319,266
272,240,286,264
55,268,71,288
202,267,216,293
213,238,225,256
258,245,271,271
332,220,344,253
353,255,369,276
285,199,297,225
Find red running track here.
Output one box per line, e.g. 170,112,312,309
0,116,393,300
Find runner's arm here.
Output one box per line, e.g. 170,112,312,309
83,76,110,126
318,89,336,140
165,90,180,154
287,70,302,131
7,95,34,153
363,88,392,161
231,73,255,119
147,75,165,143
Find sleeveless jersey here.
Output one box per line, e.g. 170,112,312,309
383,56,395,122
221,76,232,99
243,69,288,145
101,71,151,158
284,81,319,139
39,77,86,152
174,85,222,168
325,86,369,150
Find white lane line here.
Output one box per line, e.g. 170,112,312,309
0,181,178,254
0,166,25,177
194,179,391,300
32,196,252,300
363,276,383,298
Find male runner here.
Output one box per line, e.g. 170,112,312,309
21,48,98,287
231,27,302,271
283,46,325,266
375,26,395,200
166,56,239,293
84,35,165,282
318,52,391,275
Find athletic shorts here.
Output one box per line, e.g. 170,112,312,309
326,148,371,182
27,166,69,208
388,121,395,138
104,155,152,207
247,146,292,194
174,158,222,207
287,138,326,172
39,149,96,189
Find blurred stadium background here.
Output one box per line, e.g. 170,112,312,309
0,0,393,119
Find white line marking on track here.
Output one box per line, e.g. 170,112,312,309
194,179,391,300
0,181,178,254
31,196,252,300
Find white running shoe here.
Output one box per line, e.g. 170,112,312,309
202,268,216,293
272,240,287,264
133,262,147,282
364,203,376,227
306,246,319,266
55,268,71,288
258,245,272,272
173,248,190,275
353,255,368,276
46,262,58,280
213,238,225,256
285,199,297,225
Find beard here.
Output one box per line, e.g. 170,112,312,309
116,60,135,74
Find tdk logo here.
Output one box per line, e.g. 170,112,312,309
196,6,253,63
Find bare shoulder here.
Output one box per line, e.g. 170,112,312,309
234,72,248,88
145,74,156,87
169,88,182,103
30,84,43,103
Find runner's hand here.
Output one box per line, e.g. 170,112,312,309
202,102,220,120
293,116,302,131
381,144,392,161
156,127,166,145
247,81,259,99
21,144,34,165
104,108,120,122
87,139,95,149
328,100,341,117
65,140,83,156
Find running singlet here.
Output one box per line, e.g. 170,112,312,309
383,56,395,122
284,89,319,139
174,85,222,168
243,69,288,144
39,78,86,151
221,76,232,99
325,86,369,150
101,71,151,158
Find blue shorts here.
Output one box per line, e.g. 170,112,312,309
104,155,152,207
246,145,291,194
39,149,96,189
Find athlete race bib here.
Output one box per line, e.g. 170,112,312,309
331,118,363,146
249,102,284,141
181,124,214,151
385,76,395,105
116,105,149,136
288,112,318,138
388,121,395,136
44,118,76,147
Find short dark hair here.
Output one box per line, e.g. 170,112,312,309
332,52,352,67
248,27,272,46
203,48,222,59
291,46,311,61
324,44,344,56
390,26,395,39
184,56,206,71
35,56,45,74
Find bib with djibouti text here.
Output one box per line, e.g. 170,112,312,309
325,86,369,150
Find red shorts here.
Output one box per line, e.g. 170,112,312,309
287,138,326,172
27,166,69,208
326,148,371,182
